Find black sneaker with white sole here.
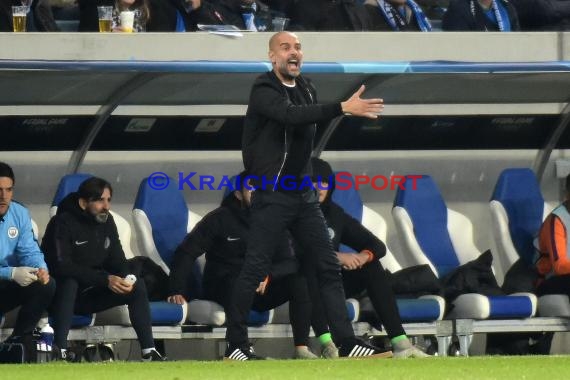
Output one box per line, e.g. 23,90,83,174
339,338,393,358
141,349,167,362
224,344,265,361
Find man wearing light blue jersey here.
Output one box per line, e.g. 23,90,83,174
0,162,55,346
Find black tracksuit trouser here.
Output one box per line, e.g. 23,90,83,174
342,260,406,339
208,273,313,346
226,189,354,347
0,279,56,337
50,277,154,350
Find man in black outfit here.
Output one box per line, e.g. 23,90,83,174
168,175,337,359
41,177,165,361
310,157,429,358
225,31,387,360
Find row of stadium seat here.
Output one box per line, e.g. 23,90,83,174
2,167,569,357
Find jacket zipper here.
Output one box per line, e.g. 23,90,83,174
274,129,288,191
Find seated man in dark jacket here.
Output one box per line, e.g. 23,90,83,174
290,0,372,30
167,173,338,359
146,0,224,32
41,177,165,361
209,0,273,31
442,0,520,31
309,158,429,358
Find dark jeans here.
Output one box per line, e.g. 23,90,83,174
207,273,313,346
226,189,354,347
50,277,154,350
0,279,56,337
343,261,406,339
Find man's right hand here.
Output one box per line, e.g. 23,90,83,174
341,85,384,119
337,253,366,271
11,267,38,287
107,275,133,295
167,294,187,305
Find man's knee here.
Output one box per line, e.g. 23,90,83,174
37,278,56,298
129,279,149,300
56,277,79,291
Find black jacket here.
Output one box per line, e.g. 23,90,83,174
290,0,373,30
146,0,224,32
242,71,342,189
320,191,386,260
169,192,298,296
442,0,521,31
41,192,128,287
212,0,273,31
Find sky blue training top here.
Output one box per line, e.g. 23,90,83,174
0,201,47,280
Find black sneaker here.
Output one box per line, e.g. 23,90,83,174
339,338,393,358
98,343,115,362
141,349,167,362
52,346,77,362
83,344,98,362
224,344,265,361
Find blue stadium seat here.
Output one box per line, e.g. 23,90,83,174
393,175,536,319
331,172,445,323
490,168,569,317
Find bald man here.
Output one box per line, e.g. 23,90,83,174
225,32,387,360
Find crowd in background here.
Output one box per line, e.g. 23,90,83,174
2,0,570,33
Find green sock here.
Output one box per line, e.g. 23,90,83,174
391,335,412,351
318,333,333,346
391,335,408,345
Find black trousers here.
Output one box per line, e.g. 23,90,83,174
342,261,406,339
207,273,313,346
537,274,570,296
0,279,56,337
50,277,154,350
226,190,354,346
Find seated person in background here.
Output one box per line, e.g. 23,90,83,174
264,0,294,17
308,158,429,358
509,0,570,30
167,173,338,359
536,174,570,297
0,0,59,31
0,162,56,349
146,0,224,32
363,0,433,31
78,0,150,32
209,0,273,31
41,177,165,361
290,0,372,30
442,0,520,31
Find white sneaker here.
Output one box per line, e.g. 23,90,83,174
294,346,319,359
393,345,430,358
321,341,339,359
